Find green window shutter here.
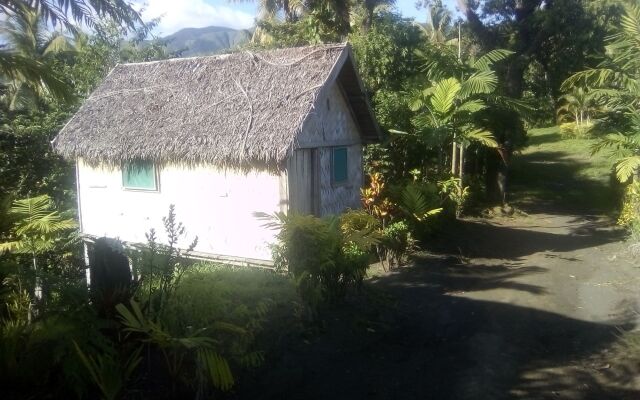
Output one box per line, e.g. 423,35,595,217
332,147,348,183
122,160,157,190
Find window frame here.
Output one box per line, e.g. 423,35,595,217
121,160,160,192
331,146,349,186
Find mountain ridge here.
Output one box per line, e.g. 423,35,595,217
163,25,253,57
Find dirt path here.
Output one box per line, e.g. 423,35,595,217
234,130,640,399
379,213,640,399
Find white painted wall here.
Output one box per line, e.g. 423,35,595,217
77,160,283,261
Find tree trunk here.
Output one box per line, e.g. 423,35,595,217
451,141,458,176
485,150,500,201
459,143,465,185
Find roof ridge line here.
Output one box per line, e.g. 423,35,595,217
117,43,348,67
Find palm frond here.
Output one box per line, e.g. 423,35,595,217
616,156,640,182
464,129,498,148
456,99,486,114
0,50,74,103
430,77,461,115
398,185,442,221
459,70,497,98
561,68,618,91
472,49,514,71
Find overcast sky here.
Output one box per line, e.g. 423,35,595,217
137,0,460,36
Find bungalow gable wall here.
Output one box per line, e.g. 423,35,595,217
288,82,363,216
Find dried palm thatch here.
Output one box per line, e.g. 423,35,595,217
53,43,379,170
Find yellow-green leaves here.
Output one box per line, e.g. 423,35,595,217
0,195,76,255
465,129,499,148
616,156,640,182
430,77,461,115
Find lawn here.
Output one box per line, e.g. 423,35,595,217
509,126,620,214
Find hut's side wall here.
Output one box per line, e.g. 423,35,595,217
76,160,284,261
295,82,363,216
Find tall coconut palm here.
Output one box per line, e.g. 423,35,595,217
230,0,306,21
0,0,142,106
1,5,75,108
0,0,142,33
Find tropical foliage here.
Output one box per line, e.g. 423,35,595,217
2,0,639,397
562,4,640,183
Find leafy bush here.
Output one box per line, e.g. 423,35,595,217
129,204,198,317
0,309,110,399
161,264,298,368
559,121,594,138
380,220,415,269
438,177,470,218
116,300,236,395
619,181,640,238
262,211,377,308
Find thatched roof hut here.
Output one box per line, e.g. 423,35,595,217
53,43,381,169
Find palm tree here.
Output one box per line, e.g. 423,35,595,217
1,5,75,108
563,4,640,182
358,0,395,31
0,0,142,33
229,0,306,21
409,74,499,176
409,48,514,180
556,86,607,136
421,0,454,45
0,195,77,300
0,0,142,106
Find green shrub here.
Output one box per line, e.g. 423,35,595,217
380,220,415,269
262,211,377,308
161,264,298,367
0,310,109,399
116,300,236,395
619,181,640,239
128,204,198,317
438,177,470,218
558,121,594,138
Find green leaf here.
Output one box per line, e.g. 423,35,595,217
456,99,486,113
430,77,461,115
459,70,497,98
472,49,514,71
198,349,235,391
464,129,498,148
616,156,640,182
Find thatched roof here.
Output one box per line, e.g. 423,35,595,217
53,43,381,169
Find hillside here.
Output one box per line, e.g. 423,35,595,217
163,26,253,56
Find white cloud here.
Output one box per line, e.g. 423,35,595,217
138,0,256,35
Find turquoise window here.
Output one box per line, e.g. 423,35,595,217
122,160,157,190
332,147,348,184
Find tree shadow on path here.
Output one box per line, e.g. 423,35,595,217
232,253,637,400
425,217,624,260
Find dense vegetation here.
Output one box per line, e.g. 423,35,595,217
1,0,639,398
